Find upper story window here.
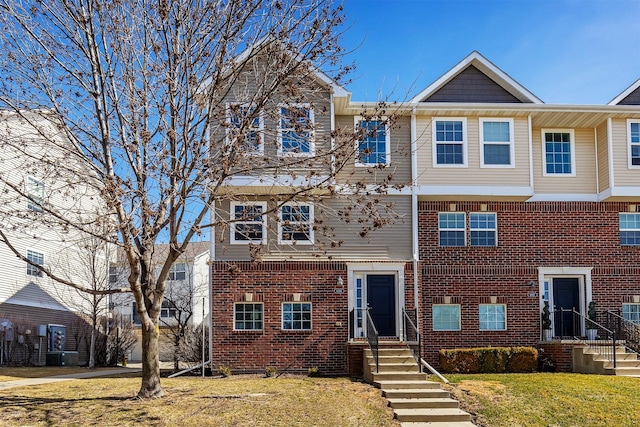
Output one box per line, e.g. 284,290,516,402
282,302,312,330
234,303,264,330
226,103,263,155
439,212,497,247
230,202,267,245
438,212,465,246
620,213,640,246
279,203,314,245
628,120,640,168
160,300,177,319
169,262,186,281
542,130,575,176
479,304,507,331
109,266,118,283
480,118,514,167
27,177,45,212
278,104,314,156
355,118,390,166
26,249,44,277
433,118,467,167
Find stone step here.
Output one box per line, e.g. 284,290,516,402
388,397,459,409
400,422,476,427
383,388,451,399
394,408,472,423
376,379,435,389
374,373,428,382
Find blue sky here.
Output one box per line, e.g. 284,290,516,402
339,0,640,104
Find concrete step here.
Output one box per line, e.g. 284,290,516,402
372,363,421,372
388,397,459,409
604,359,640,368
383,388,451,399
394,408,472,423
374,373,428,382
365,349,414,358
376,379,435,390
400,422,476,427
613,367,640,376
371,355,418,364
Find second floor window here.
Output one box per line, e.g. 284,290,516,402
278,104,314,155
227,104,263,155
434,119,466,166
356,118,389,166
230,202,267,244
543,130,574,175
480,119,513,167
109,266,117,283
169,263,186,281
629,120,640,167
279,203,314,244
620,213,640,246
27,177,45,212
160,301,177,319
26,249,44,277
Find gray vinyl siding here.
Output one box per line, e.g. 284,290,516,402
421,66,523,103
215,195,412,261
334,115,412,185
617,86,640,105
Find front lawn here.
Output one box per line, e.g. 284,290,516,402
441,372,640,427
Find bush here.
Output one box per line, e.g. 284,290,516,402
308,367,321,377
217,365,232,377
265,366,277,378
439,346,538,374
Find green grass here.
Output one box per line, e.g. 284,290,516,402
0,373,398,426
441,372,640,427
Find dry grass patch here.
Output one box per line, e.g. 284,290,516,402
0,374,398,426
441,373,640,427
0,367,101,382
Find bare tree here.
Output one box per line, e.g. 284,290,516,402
0,0,401,398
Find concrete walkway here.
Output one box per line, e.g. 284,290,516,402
0,367,141,391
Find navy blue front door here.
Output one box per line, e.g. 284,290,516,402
553,278,580,337
367,275,396,336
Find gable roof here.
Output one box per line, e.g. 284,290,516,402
608,78,640,105
410,51,543,104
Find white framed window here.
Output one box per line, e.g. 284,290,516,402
479,304,507,331
282,302,312,330
542,129,575,176
480,118,514,167
470,213,497,247
438,212,465,246
620,213,640,246
628,120,640,168
234,303,264,330
160,301,177,319
226,103,264,155
355,117,390,166
230,202,267,245
109,266,118,283
27,176,45,212
622,303,640,324
278,203,314,245
26,249,44,277
432,304,460,331
433,118,467,167
278,103,314,156
169,262,186,281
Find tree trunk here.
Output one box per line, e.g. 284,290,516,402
138,321,164,398
89,327,96,369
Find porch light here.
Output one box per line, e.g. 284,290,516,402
336,276,343,287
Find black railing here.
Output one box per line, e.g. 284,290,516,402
604,310,640,356
365,308,380,373
402,308,421,373
553,308,617,368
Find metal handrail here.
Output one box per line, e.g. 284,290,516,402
402,308,422,373
605,310,640,356
556,308,617,368
365,308,379,373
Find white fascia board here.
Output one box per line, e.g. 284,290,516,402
224,174,332,188
608,78,640,105
526,193,599,202
414,185,534,197
608,186,640,197
409,51,544,104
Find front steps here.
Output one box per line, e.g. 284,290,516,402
364,342,474,426
573,344,640,376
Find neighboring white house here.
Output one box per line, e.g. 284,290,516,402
0,111,109,366
109,242,210,362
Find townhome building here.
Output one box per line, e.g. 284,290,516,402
209,47,640,375
0,111,107,366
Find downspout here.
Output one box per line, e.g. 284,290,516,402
607,118,615,193
206,118,214,373
411,107,419,325
594,128,600,197
528,115,534,192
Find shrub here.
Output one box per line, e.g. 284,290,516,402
439,347,538,374
217,365,232,377
265,366,277,378
308,367,321,377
